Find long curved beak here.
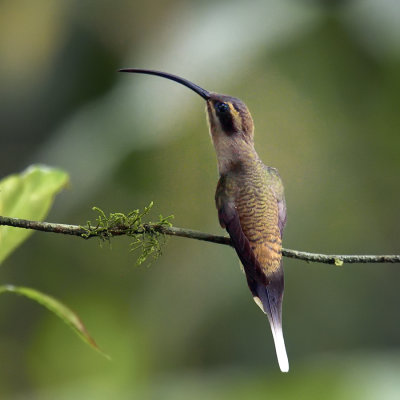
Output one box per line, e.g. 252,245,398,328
118,68,210,100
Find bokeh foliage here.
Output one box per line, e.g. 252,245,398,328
1,0,399,398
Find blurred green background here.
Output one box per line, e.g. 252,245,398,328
1,0,400,398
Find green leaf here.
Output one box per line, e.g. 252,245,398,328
0,285,109,359
0,165,69,264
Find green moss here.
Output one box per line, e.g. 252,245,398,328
81,202,173,266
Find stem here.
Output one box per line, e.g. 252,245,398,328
1,215,399,265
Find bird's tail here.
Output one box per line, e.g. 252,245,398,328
253,278,289,373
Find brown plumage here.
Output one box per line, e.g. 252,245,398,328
211,95,288,372
119,69,288,372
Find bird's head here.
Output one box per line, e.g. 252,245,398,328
119,68,256,173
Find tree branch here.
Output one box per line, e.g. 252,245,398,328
1,215,399,265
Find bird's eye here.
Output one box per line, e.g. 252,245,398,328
215,102,229,113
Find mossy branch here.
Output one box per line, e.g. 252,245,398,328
0,204,399,265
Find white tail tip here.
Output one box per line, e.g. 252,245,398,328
270,322,289,372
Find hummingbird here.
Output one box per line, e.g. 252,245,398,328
119,68,289,372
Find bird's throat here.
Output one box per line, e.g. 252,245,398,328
212,136,258,176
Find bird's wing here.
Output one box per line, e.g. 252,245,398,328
215,174,268,286
264,166,286,237
216,171,289,373
216,168,286,282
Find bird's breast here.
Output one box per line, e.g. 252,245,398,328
236,173,282,275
